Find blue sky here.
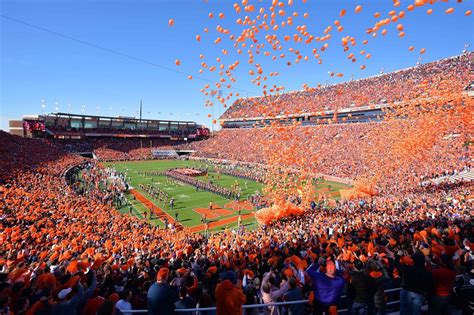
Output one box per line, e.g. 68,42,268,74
1,0,473,130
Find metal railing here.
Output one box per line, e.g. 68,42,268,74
123,287,403,314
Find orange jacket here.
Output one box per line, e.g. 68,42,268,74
215,280,246,315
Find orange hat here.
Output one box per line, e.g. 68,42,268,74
66,261,79,274
243,269,254,278
207,266,218,274
283,268,294,278
157,268,170,281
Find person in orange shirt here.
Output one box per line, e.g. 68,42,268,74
215,271,246,315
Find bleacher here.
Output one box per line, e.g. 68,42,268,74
220,52,473,128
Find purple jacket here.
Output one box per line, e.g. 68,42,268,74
307,264,345,305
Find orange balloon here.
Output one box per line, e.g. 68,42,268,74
168,19,174,27
398,31,405,37
187,75,193,80
340,9,346,17
466,10,472,16
445,8,454,14
408,45,415,51
175,59,181,66
355,5,362,13
218,12,225,19
427,9,433,15
196,35,201,42
415,0,425,6
396,24,404,31
209,12,214,18
420,48,426,54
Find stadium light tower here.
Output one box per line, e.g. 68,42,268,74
463,43,470,54
41,99,46,115
139,100,143,121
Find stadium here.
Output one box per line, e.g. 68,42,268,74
1,1,473,315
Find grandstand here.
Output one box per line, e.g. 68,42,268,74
19,112,211,160
1,52,472,315
23,112,210,140
220,52,473,128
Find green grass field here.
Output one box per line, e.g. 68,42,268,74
105,160,349,232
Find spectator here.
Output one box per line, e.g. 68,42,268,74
215,272,246,315
349,260,370,315
147,268,179,315
399,252,433,315
283,277,305,315
307,260,345,315
196,293,216,315
174,286,196,315
116,289,133,315
454,264,474,315
366,258,389,315
429,253,457,315
260,271,290,315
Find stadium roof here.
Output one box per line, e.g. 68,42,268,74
43,112,196,124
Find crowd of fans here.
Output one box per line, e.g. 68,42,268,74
221,53,472,120
56,138,187,161
190,121,470,195
1,53,473,315
69,163,129,208
1,124,473,315
201,160,266,183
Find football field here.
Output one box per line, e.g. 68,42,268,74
104,159,349,232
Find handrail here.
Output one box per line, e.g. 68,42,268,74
125,287,403,313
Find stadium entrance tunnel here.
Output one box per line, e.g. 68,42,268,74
77,152,94,159
175,150,196,156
